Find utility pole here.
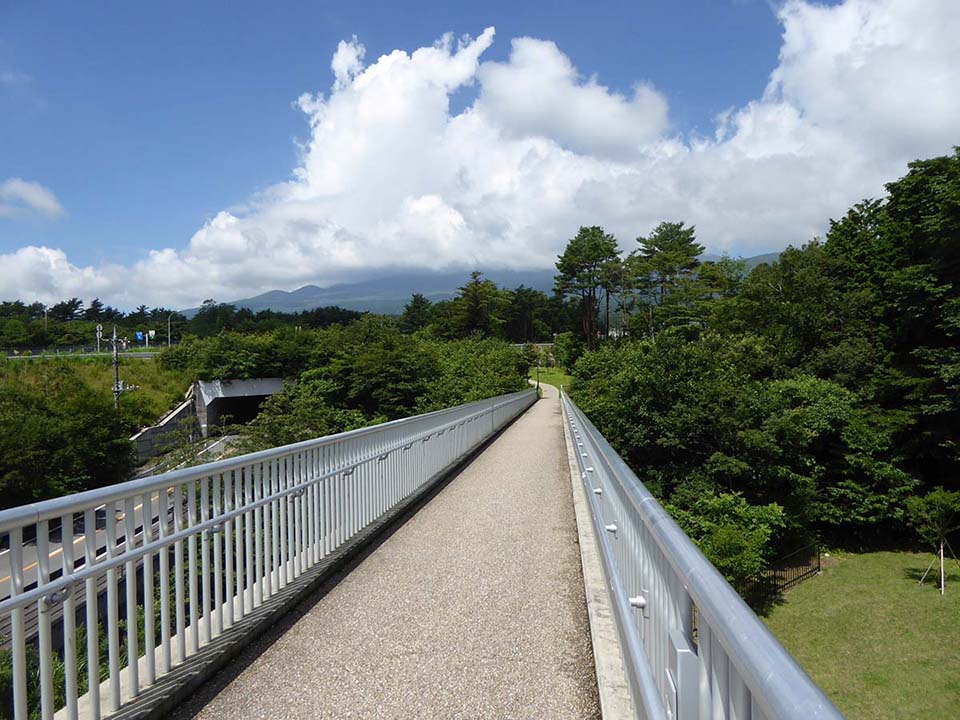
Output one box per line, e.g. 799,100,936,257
112,325,121,410
167,312,173,348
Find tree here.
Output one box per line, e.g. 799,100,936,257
555,226,620,348
84,298,106,321
504,286,550,343
452,271,507,337
47,298,84,322
635,221,704,303
400,294,433,333
907,488,960,595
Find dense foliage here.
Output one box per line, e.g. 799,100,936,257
567,149,960,582
161,316,531,451
0,296,363,352
0,362,135,507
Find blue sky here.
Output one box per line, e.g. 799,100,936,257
0,0,957,307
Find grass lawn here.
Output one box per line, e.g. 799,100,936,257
763,550,960,720
530,367,573,390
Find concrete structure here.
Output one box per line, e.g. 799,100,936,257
194,377,283,437
129,392,196,462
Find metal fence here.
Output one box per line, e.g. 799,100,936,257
738,545,822,610
0,388,536,720
561,391,844,720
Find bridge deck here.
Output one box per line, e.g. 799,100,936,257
173,383,600,719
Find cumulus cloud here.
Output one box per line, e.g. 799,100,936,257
1,0,959,308
0,178,65,218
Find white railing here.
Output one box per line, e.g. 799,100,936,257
0,388,536,720
561,391,844,720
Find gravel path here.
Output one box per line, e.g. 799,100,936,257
173,383,599,720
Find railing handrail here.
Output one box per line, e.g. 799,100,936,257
0,389,532,533
2,387,538,720
562,391,843,720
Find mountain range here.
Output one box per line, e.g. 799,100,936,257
183,253,781,316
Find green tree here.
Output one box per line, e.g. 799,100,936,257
47,298,84,322
503,286,551,342
400,293,433,333
906,488,960,594
555,226,620,348
451,271,507,338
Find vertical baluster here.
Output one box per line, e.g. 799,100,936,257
306,451,314,567
36,521,54,718
59,513,79,719
123,497,139,698
200,478,211,644
271,458,281,590
300,453,308,570
321,448,330,558
142,493,156,686
105,504,121,710
82,510,101,720
254,462,263,607
244,465,254,611
234,469,246,620
279,457,288,588
9,527,27,720
260,462,271,602
223,472,235,628
187,482,199,654
311,449,320,562
158,490,172,674
173,485,186,665
213,474,224,636
286,457,295,583
293,455,302,578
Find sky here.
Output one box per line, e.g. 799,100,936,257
1,0,958,309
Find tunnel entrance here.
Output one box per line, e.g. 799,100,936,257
195,378,284,437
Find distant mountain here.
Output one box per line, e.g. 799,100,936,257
702,251,781,271
182,269,557,316
182,253,781,316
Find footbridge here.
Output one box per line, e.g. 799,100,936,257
0,385,844,719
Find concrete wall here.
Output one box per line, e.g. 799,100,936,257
130,394,197,462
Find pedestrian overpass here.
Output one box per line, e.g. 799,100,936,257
0,385,843,719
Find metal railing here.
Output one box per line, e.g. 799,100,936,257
561,391,844,720
738,545,822,610
0,388,536,720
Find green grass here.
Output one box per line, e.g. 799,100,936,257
763,551,960,720
0,357,192,428
530,367,573,390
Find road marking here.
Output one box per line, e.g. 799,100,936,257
0,492,164,586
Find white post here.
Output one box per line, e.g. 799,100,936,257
941,540,945,596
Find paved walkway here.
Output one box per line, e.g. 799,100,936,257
174,383,600,719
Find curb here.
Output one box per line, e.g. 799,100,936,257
560,393,635,719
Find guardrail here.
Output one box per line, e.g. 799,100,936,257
561,390,844,720
0,388,536,720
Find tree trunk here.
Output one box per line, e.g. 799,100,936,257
605,290,610,339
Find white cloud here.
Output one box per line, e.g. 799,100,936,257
476,37,669,157
1,0,959,308
0,178,65,218
0,69,31,86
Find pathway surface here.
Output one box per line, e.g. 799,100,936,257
174,383,600,719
